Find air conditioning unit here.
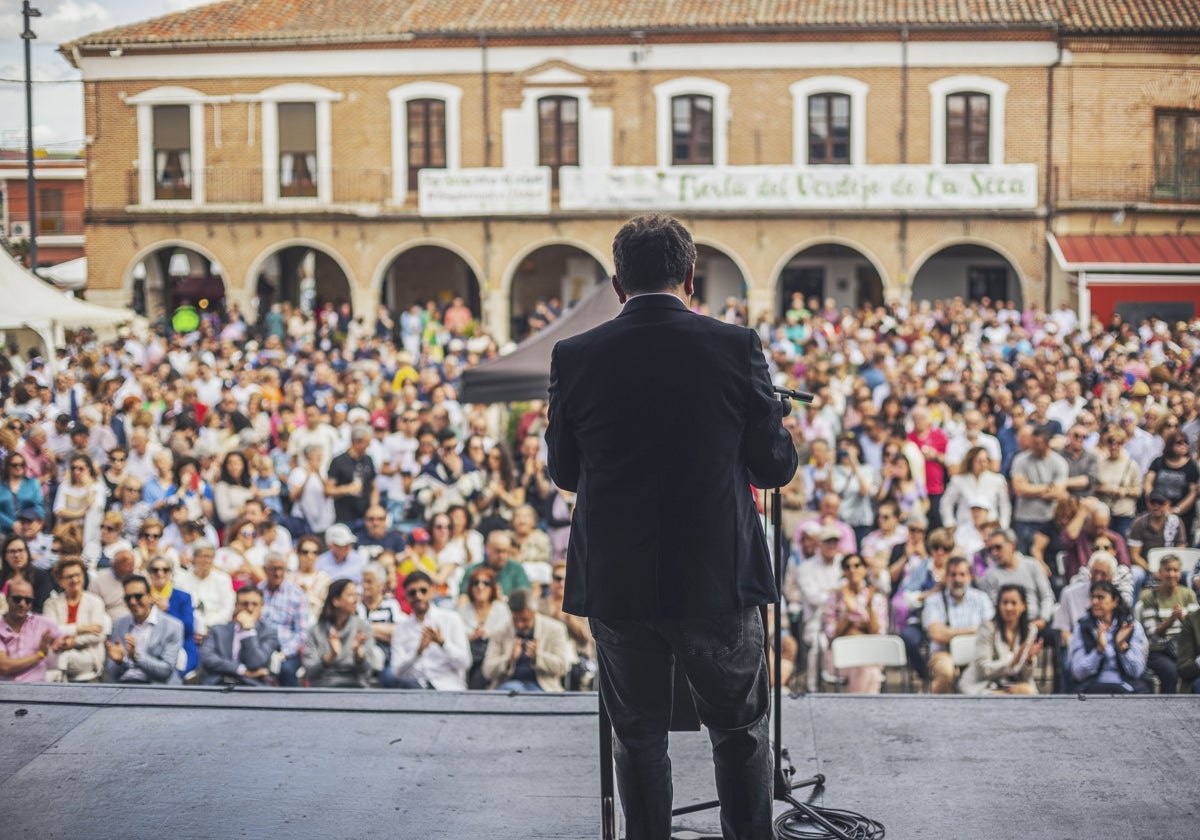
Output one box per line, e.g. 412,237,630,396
8,221,30,239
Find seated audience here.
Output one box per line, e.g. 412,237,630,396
199,584,280,686
822,553,888,693
390,570,470,690
43,557,109,681
105,574,184,685
959,584,1042,695
1134,553,1198,693
303,578,374,688
1069,580,1150,694
482,588,571,692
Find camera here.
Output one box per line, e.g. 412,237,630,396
836,449,849,460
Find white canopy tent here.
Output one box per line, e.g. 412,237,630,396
40,256,89,291
0,249,135,373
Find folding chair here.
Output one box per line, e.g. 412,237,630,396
829,634,909,693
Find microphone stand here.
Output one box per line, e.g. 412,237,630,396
599,386,844,840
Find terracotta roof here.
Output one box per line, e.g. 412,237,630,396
1051,234,1200,269
62,1,1200,52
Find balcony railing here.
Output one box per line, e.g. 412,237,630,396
121,167,394,208
6,211,85,238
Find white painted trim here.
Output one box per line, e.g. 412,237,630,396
256,84,342,204
134,93,208,206
0,169,86,180
76,41,1063,82
1047,233,1200,272
929,75,1007,166
388,82,463,204
502,86,612,171
653,77,730,168
789,76,868,166
1079,271,1200,284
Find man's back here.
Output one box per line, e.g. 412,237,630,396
548,294,796,620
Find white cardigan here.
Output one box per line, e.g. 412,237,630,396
42,590,111,676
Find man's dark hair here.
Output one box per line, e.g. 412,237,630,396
403,570,433,590
945,555,971,574
612,214,696,295
508,588,532,614
123,574,151,594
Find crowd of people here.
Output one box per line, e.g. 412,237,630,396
1,288,1199,695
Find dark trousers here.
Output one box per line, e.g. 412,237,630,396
1147,650,1179,694
591,607,772,840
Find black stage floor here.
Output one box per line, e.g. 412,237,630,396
1,684,1196,839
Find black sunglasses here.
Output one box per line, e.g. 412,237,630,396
123,593,147,603
405,586,430,597
7,594,33,606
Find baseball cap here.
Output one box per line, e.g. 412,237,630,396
818,525,841,542
372,416,389,430
16,507,41,521
325,523,357,546
409,527,430,543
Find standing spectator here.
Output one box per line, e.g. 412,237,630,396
797,526,846,691
0,578,68,682
213,451,255,527
1134,554,1197,693
54,453,106,547
1143,432,1199,538
1069,580,1150,694
908,405,948,528
922,556,995,694
1010,425,1069,554
940,445,1011,533
0,452,43,534
258,552,308,687
105,574,184,685
1060,423,1100,498
326,424,377,529
482,588,571,692
390,570,470,690
822,553,888,693
303,578,374,688
1095,427,1142,536
978,529,1057,635
288,444,335,535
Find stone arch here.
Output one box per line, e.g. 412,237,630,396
124,239,227,317
503,240,609,341
375,241,483,329
768,237,889,317
691,238,751,314
908,238,1027,307
245,238,356,320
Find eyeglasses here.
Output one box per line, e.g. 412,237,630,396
109,455,126,462
432,523,450,530
469,579,490,587
141,532,162,539
1094,543,1113,551
239,529,257,538
7,594,33,606
149,566,171,574
931,545,951,552
101,524,121,532
844,562,865,570
1148,498,1167,506
405,586,430,597
123,593,147,603
553,575,566,583
986,545,1004,553
298,548,319,554
908,527,926,533
9,461,24,468
6,546,27,555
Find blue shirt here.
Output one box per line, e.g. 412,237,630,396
922,587,995,653
315,549,367,585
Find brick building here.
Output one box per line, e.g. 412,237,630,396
62,0,1200,335
0,155,87,268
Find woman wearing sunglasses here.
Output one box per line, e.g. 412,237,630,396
456,566,511,690
0,452,43,536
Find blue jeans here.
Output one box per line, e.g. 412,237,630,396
495,679,542,692
591,607,772,840
1013,521,1043,556
277,653,302,687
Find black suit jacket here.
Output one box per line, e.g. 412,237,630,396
547,293,798,620
199,620,280,685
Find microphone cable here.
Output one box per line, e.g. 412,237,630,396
772,793,886,840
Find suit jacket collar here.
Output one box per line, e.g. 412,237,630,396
620,293,691,317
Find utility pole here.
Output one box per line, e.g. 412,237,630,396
22,1,41,272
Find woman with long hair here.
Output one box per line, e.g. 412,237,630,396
109,475,152,543
163,455,215,523
303,578,374,687
822,552,888,693
101,446,130,499
1144,431,1199,537
53,453,106,547
456,566,512,690
960,584,1043,695
0,451,44,535
1,534,53,612
876,448,928,520
213,451,255,527
468,443,523,532
939,445,1011,533
1095,426,1142,537
1069,579,1150,694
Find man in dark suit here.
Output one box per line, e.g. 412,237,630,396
199,585,280,686
548,214,798,840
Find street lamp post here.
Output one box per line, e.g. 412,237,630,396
21,1,41,272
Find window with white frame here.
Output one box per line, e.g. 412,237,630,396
389,82,462,202
127,86,223,206
789,77,868,166
538,95,579,187
653,78,730,168
501,80,611,173
257,83,341,203
929,75,1007,166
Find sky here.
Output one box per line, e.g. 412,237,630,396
0,0,210,153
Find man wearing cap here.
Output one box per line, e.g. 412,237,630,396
1127,491,1189,578
1010,423,1070,554
797,525,847,691
13,508,54,569
326,424,378,529
316,524,368,584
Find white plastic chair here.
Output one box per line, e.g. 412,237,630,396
949,634,977,669
829,634,908,692
1147,546,1200,576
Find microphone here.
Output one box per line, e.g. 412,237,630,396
772,386,815,404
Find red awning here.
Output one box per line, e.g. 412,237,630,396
1049,234,1200,270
